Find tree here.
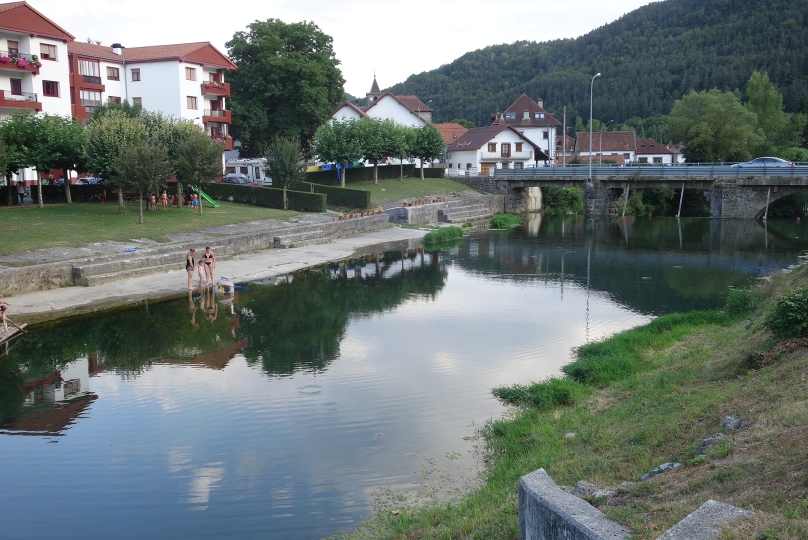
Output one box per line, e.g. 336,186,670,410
448,118,475,129
39,116,86,204
90,99,143,122
311,119,362,187
667,89,760,163
390,124,416,179
175,130,225,215
85,110,149,212
113,144,174,224
745,71,806,157
226,19,345,156
264,135,306,210
411,124,446,180
0,114,35,207
355,118,395,185
0,141,12,206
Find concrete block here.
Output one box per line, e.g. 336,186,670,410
658,500,753,540
519,469,631,540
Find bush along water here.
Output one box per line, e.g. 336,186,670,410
490,213,522,229
423,226,464,245
542,187,584,215
764,287,808,339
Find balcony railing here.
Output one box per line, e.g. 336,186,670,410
0,50,41,71
203,109,227,117
200,81,230,96
4,91,38,102
0,50,35,61
480,150,534,160
80,99,101,107
82,74,102,84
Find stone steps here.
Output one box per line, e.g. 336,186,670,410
82,262,186,287
440,203,494,223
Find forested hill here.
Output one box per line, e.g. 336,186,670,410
387,0,808,129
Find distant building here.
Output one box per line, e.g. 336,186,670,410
576,131,682,164
445,124,549,176
330,76,433,127
492,94,561,164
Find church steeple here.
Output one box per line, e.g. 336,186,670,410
367,74,383,104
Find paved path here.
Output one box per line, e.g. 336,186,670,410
10,227,426,325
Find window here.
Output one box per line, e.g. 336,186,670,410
638,157,648,163
623,153,630,159
80,90,101,106
187,96,197,109
42,80,59,97
504,112,516,120
185,67,196,81
534,112,545,119
7,40,18,54
514,162,524,169
500,143,511,158
107,66,120,81
448,163,452,168
209,72,218,82
132,97,142,105
40,43,57,60
487,143,496,152
78,59,101,83
10,78,22,95
131,68,140,82
108,96,121,104
466,163,472,169
653,157,663,164
515,143,523,152
543,132,549,139
501,162,510,169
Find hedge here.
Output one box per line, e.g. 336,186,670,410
306,164,445,184
26,184,106,204
204,183,326,213
303,183,371,209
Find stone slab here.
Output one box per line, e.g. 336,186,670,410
658,500,753,540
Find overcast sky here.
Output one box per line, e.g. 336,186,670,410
34,0,655,97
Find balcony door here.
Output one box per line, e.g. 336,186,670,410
500,143,511,158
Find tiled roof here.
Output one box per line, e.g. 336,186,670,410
556,134,576,153
364,92,430,123
0,1,74,41
434,123,469,145
576,131,636,153
330,100,367,118
67,41,236,69
498,94,561,128
447,124,549,160
636,137,673,154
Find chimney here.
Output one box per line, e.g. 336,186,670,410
112,43,124,55
537,97,544,108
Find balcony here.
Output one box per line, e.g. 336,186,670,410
0,90,41,111
69,72,105,91
480,150,534,160
203,109,231,123
211,135,233,151
201,81,230,97
0,50,40,74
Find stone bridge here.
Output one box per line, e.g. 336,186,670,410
450,165,808,218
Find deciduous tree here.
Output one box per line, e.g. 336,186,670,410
113,144,174,224
175,130,224,216
264,135,306,210
411,124,445,180
312,119,362,187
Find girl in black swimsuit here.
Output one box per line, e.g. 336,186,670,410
186,249,196,289
203,246,216,285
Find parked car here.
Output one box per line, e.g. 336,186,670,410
219,174,249,184
75,177,104,185
732,157,794,167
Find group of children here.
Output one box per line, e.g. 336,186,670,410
185,247,217,290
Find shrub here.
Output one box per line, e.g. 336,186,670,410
423,226,464,244
492,377,587,410
490,213,522,229
306,183,371,208
764,288,808,338
543,187,583,215
725,289,759,316
205,183,326,212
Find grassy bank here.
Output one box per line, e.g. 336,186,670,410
0,202,300,256
342,177,477,206
341,268,808,539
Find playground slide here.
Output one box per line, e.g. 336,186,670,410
196,186,220,208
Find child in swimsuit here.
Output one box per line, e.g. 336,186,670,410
185,249,196,289
160,191,168,210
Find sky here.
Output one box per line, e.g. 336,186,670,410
32,0,656,98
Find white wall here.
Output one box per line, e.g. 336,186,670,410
126,61,183,119
366,95,425,127
99,59,127,102
32,36,71,116
518,126,555,162
331,104,363,122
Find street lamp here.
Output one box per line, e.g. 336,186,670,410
588,73,601,183
599,119,613,165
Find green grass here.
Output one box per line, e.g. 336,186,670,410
423,226,464,244
340,266,808,540
343,177,476,206
489,213,523,229
0,201,300,256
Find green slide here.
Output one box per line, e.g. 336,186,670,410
196,186,220,208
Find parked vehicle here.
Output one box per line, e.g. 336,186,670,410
75,177,105,185
732,157,794,167
224,158,272,186
219,174,249,184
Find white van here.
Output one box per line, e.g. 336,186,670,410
224,158,272,186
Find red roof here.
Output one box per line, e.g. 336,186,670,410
67,41,236,69
636,137,674,155
447,124,549,160
576,130,636,154
498,94,561,128
434,123,469,145
0,1,74,42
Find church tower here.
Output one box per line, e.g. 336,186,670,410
366,75,383,104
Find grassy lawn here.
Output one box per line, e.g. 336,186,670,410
340,268,808,539
0,201,300,256
344,177,479,206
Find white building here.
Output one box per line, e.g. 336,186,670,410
330,77,432,127
67,41,237,150
0,1,73,119
493,94,560,164
446,124,549,176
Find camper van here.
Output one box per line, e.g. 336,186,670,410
224,158,272,186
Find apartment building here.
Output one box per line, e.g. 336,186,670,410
67,41,236,150
0,1,72,118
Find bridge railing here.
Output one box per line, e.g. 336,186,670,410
492,164,808,178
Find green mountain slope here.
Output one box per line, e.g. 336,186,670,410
388,0,808,128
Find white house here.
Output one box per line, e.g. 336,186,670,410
445,124,549,176
329,100,367,122
330,77,432,127
576,131,683,164
494,94,561,164
67,41,237,150
0,1,72,120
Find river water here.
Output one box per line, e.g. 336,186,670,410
1,216,806,539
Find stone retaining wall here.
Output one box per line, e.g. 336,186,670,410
385,195,504,224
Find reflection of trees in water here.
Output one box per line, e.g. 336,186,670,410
236,251,446,376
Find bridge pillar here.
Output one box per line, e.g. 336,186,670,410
504,186,543,214
584,184,620,217
710,182,803,219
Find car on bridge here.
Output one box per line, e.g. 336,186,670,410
732,157,793,167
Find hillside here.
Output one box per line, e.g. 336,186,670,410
388,0,808,132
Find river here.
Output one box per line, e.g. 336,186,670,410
1,216,806,539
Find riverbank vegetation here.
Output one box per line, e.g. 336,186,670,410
341,265,808,539
489,213,522,229
0,202,299,257
423,226,464,245
542,187,583,215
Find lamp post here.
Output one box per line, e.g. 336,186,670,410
588,73,601,184
599,119,613,165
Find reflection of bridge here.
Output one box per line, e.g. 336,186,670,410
454,165,808,219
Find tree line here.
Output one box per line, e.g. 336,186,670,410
0,102,223,223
